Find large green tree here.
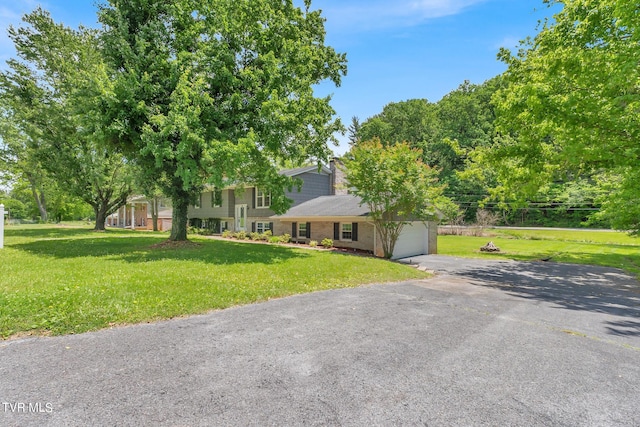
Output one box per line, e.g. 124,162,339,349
0,9,133,230
99,0,347,241
0,108,50,221
343,139,448,258
491,0,639,233
355,81,502,223
358,99,440,160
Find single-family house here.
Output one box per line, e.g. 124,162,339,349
106,196,173,231
187,165,333,233
271,194,438,259
187,159,439,259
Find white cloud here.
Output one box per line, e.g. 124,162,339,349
316,0,489,32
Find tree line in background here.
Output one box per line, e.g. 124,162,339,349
348,77,611,229
348,0,638,233
1,0,638,236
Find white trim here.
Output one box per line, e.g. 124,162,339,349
235,204,248,231
255,221,271,234
340,222,353,241
298,222,307,238
255,189,271,209
281,165,332,177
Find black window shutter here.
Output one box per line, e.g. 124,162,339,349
252,188,256,209
269,222,273,232
352,223,358,241
334,222,340,240
306,222,311,238
292,222,297,238
251,222,256,232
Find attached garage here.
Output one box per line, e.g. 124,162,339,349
273,195,438,259
389,222,430,260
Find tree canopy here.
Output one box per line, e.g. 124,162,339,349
353,79,501,223
0,9,133,230
98,0,347,240
343,139,447,258
490,0,639,232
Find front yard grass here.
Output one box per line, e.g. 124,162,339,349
1,224,426,339
438,228,640,278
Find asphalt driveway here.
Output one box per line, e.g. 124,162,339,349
1,256,639,426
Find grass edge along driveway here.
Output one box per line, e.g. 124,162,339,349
438,228,640,278
1,225,426,339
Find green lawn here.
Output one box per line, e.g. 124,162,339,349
0,224,426,339
439,228,640,277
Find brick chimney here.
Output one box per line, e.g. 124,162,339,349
329,157,348,195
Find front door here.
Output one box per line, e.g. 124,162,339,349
235,204,247,232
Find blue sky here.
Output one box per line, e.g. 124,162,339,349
0,0,558,155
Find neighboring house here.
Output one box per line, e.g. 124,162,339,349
187,165,333,234
188,160,439,259
106,196,173,231
272,194,438,259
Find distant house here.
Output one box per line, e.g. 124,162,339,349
188,160,438,259
106,196,173,231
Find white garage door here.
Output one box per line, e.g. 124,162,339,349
392,222,428,259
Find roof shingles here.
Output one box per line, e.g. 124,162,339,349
273,194,370,218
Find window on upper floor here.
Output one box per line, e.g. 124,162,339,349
211,189,223,207
256,189,271,208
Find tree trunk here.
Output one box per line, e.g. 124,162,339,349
151,196,159,232
26,173,48,222
376,219,403,259
169,191,189,241
94,203,108,231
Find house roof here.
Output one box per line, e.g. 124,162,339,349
279,165,331,177
206,164,332,191
272,194,370,219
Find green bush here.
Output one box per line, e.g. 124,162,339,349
235,231,248,240
309,240,318,247
221,230,233,238
280,233,291,243
268,236,281,244
321,238,333,248
249,232,261,241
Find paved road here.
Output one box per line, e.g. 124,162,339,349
1,256,639,426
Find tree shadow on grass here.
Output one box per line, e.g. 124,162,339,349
450,260,640,336
10,235,311,265
5,226,148,240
